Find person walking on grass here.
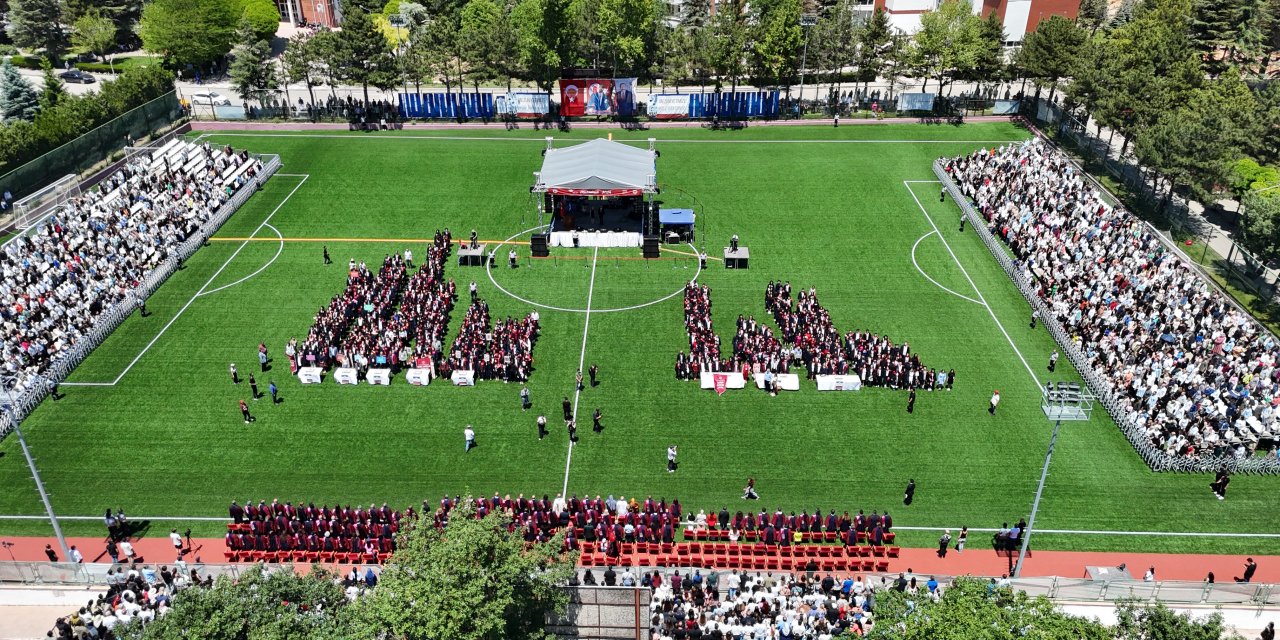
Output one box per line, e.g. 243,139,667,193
520,386,531,411
464,425,476,452
1029,310,1039,329
576,370,584,392
904,479,916,506
239,399,253,424
567,419,577,443
1048,349,1059,373
230,363,239,384
249,374,260,400
989,389,1000,414
269,380,279,404
589,364,599,387
323,245,332,265
593,407,603,433
667,445,678,473
562,396,572,422
907,387,916,414
959,212,966,232
536,414,548,440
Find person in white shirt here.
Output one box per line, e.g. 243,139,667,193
170,529,183,551
989,389,1001,414
69,546,83,563
119,540,135,560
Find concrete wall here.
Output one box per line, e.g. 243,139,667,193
547,587,650,640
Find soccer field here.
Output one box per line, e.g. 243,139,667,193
1,123,1276,555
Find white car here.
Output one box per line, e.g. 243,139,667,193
188,91,232,106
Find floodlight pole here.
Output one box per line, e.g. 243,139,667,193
1014,416,1059,579
798,14,817,118
2,381,69,562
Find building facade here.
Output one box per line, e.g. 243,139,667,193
275,0,343,28
870,0,1078,42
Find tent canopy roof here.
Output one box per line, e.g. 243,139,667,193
534,138,657,195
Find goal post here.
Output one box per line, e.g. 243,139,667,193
11,174,81,230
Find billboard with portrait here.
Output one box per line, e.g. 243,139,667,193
559,79,614,117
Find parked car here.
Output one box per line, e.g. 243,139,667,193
188,91,232,106
58,69,95,84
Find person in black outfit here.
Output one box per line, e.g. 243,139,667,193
592,408,603,433
536,415,548,440
589,363,599,387
603,566,617,586
1237,558,1258,583
940,188,946,202
323,245,331,264
562,396,572,422
907,388,916,414
903,479,916,506
1211,469,1231,500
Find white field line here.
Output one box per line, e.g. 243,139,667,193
910,230,983,305
61,175,308,387
904,180,1041,392
197,223,285,298
563,247,599,497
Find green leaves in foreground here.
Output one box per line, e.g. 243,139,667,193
347,501,577,640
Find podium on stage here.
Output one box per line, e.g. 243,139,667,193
457,243,487,266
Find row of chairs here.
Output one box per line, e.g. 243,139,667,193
578,542,901,571
684,529,897,544
223,548,392,564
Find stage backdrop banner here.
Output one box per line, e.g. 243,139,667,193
559,79,613,117
648,94,692,119
753,373,800,391
406,368,432,386
366,368,391,386
451,370,476,386
298,367,323,384
815,374,862,391
335,367,359,385
700,371,746,390
498,92,550,117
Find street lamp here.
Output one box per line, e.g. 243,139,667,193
798,13,818,118
2,376,70,563
1014,380,1094,578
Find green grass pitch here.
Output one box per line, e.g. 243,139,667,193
0,123,1276,556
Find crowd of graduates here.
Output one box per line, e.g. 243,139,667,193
443,299,539,382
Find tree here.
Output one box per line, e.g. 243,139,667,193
62,0,143,37
38,59,65,109
116,564,352,639
72,10,120,71
870,577,1113,640
139,0,239,67
348,500,576,640
750,0,803,91
337,8,400,105
910,0,985,94
1110,0,1138,27
229,19,277,108
7,0,66,58
1239,188,1280,262
967,10,1006,89
813,0,859,105
309,29,344,102
1191,0,1247,75
460,0,516,90
1114,599,1245,640
237,0,282,43
566,0,603,68
0,59,40,122
597,0,659,74
1077,0,1108,34
707,5,749,92
1227,158,1280,199
511,0,567,96
283,33,325,109
1015,15,1085,101
854,7,891,96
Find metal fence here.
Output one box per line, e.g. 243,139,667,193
0,92,186,201
934,158,1279,474
0,151,281,440
1,561,1274,610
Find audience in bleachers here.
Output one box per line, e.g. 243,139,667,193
946,138,1280,461
1,140,257,395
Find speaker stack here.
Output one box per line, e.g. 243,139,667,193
642,235,661,259
530,234,550,257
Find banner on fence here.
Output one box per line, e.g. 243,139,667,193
298,367,323,384
559,79,615,117
399,93,495,119
496,93,550,117
899,93,936,111
647,94,692,119
614,78,638,117
335,367,359,385
689,92,780,118
992,100,1020,115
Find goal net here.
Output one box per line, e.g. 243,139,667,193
12,174,81,230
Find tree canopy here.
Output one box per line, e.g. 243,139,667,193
139,0,239,66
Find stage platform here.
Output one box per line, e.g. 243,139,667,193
457,244,487,266
551,231,642,248
724,247,749,268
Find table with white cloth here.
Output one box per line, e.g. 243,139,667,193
815,374,862,391
699,371,746,390
550,231,641,248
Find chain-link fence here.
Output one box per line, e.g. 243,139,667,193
0,148,281,441
0,92,185,202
